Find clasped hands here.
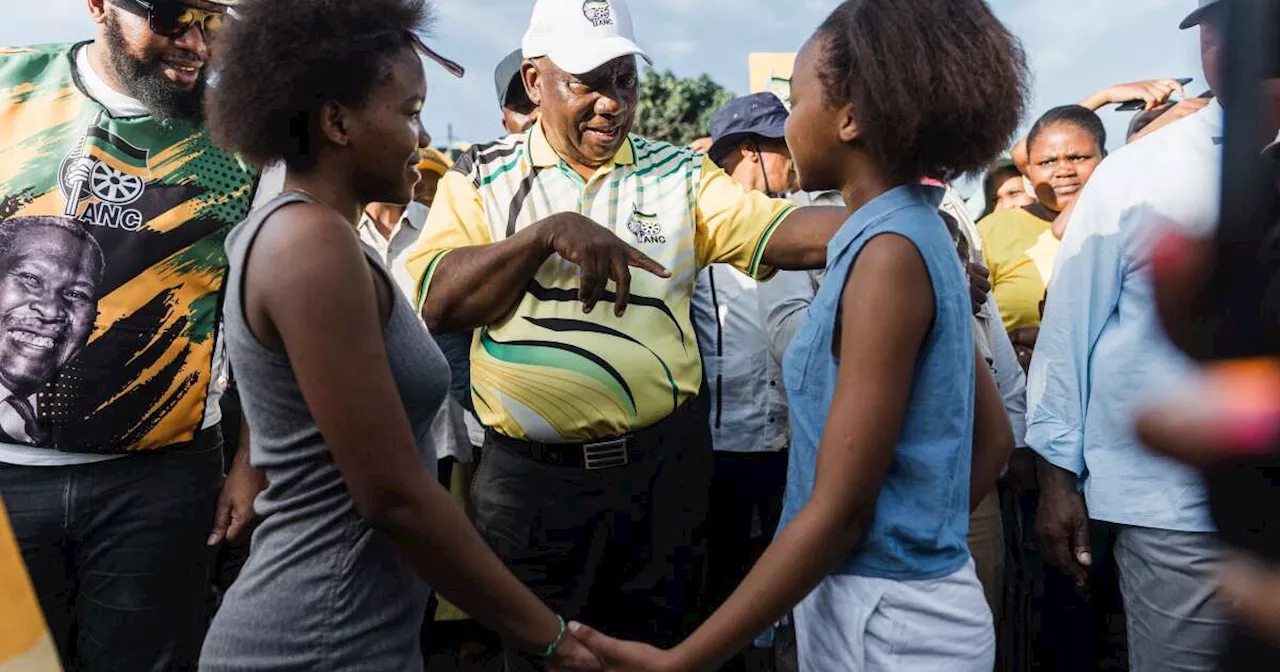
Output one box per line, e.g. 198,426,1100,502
547,622,686,672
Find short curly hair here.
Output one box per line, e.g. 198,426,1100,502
1027,105,1108,156
815,0,1029,183
206,0,434,170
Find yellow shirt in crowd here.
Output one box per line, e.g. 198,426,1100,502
978,207,1061,332
405,122,794,443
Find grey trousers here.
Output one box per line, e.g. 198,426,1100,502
1113,524,1230,672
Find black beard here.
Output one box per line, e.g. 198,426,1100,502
102,13,205,124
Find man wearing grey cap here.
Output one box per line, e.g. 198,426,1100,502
0,0,265,669
496,48,540,135
405,0,847,667
1028,2,1231,670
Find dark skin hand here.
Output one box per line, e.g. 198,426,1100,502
1036,457,1092,585
245,201,598,670
1010,327,1039,372
570,234,1013,671
420,54,848,333
968,262,991,315
208,417,265,546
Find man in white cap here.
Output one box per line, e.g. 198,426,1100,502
405,0,846,667
0,1,264,668
1027,2,1232,669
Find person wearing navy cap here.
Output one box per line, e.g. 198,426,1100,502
495,48,539,134
691,92,797,672
706,92,796,197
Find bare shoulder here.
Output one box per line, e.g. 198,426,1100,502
849,233,929,286
249,203,368,289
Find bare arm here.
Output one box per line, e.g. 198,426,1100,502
422,213,669,332
249,205,594,667
758,206,849,271
971,346,1016,511
577,234,935,672
420,218,556,332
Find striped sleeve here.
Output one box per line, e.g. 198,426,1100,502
404,170,492,310
693,156,796,280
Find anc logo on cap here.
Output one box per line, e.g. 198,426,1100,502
583,0,613,28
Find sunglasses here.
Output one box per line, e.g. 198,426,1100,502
111,0,224,39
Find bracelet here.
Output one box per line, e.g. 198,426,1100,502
542,614,567,660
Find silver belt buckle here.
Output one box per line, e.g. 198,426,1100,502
582,438,629,470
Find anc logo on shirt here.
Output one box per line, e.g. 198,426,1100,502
626,206,665,245
57,113,152,230
583,0,613,27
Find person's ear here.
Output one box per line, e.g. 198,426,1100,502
318,101,351,149
836,103,860,143
522,61,542,108
87,0,108,23
743,144,761,164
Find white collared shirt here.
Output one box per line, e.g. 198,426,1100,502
358,201,429,300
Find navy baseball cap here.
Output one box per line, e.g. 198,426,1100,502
708,93,789,163
494,49,526,108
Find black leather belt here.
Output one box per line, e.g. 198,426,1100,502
485,400,697,470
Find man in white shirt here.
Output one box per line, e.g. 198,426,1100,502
1027,3,1231,669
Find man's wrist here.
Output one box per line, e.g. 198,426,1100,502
530,214,561,257
1035,454,1079,491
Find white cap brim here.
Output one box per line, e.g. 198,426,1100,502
528,36,652,75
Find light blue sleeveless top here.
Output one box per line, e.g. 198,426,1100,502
777,185,975,581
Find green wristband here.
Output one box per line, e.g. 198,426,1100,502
542,615,567,660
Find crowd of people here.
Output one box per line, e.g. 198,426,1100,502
0,0,1277,670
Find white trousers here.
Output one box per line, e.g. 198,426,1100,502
794,560,994,671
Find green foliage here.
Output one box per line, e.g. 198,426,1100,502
632,67,735,146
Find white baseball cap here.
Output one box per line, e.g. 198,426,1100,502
522,0,653,75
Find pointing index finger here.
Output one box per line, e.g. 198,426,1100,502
626,247,670,278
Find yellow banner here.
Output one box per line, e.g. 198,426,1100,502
748,53,797,109
0,502,61,671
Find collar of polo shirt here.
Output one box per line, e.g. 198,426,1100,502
525,119,636,171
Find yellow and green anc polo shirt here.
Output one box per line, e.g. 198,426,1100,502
405,122,795,443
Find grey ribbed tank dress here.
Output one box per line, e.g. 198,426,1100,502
200,192,447,671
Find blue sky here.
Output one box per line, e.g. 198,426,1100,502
3,0,1205,159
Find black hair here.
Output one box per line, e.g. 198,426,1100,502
0,216,105,283
710,135,788,171
981,159,1023,219
1026,105,1108,157
814,0,1029,183
206,0,434,170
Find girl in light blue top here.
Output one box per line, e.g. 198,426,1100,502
573,0,1026,670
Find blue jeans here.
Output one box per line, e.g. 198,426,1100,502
0,429,223,672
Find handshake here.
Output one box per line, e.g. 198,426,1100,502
546,621,687,672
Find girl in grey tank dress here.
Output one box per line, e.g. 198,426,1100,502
200,192,448,671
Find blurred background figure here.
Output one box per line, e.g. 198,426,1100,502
415,147,452,208
980,158,1034,220
494,48,538,135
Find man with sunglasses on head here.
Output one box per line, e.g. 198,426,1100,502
0,1,262,669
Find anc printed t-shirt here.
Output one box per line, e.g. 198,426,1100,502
978,206,1061,333
405,122,795,443
0,43,257,456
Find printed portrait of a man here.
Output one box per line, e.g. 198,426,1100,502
0,216,104,445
